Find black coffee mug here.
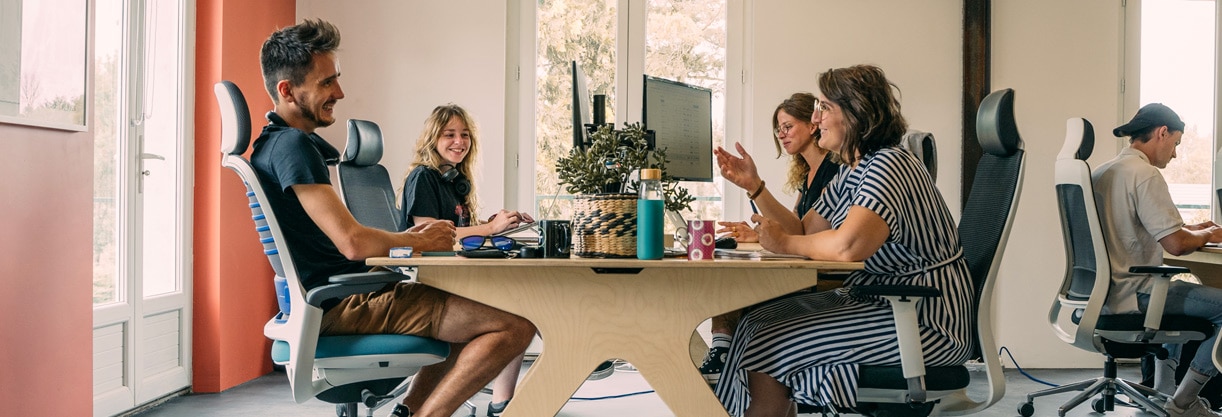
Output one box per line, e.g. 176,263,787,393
540,220,571,258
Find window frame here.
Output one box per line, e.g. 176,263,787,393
509,0,748,222
1123,0,1220,223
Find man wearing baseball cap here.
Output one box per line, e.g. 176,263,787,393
1093,103,1222,417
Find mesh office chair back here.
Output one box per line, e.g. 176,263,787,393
338,119,404,232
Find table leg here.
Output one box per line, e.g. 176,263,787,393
625,332,731,417
501,341,601,417
417,264,818,417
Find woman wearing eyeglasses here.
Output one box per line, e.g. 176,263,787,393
713,65,971,416
698,93,840,385
397,104,531,416
715,92,839,244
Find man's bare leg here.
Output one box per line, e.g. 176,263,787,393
491,353,525,403
402,295,535,417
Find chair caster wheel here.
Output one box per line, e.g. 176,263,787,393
1017,401,1034,417
1093,398,1108,413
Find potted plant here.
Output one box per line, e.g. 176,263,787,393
556,122,695,257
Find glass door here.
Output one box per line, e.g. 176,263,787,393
92,0,192,415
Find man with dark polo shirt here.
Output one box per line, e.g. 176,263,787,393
253,19,535,417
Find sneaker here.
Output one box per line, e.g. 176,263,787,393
486,399,508,417
587,360,616,381
1167,397,1222,417
699,346,729,385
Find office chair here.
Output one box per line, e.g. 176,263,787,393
214,81,474,417
902,129,938,183
794,88,1019,417
337,119,404,232
1017,117,1214,417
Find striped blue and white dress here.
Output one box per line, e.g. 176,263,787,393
715,147,974,414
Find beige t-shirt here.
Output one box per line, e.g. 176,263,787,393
1091,147,1184,314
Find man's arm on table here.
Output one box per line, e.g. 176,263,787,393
293,183,455,260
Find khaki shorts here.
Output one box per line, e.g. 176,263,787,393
319,281,450,339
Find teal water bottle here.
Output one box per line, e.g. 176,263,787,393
637,168,664,260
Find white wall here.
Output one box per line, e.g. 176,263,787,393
297,0,510,213
991,0,1127,368
302,0,1140,369
742,0,964,217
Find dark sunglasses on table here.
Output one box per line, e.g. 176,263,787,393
460,235,517,251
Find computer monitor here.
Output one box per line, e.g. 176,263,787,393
642,75,714,182
571,61,592,150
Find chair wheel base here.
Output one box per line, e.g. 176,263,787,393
1093,397,1109,413
860,402,935,417
1017,401,1034,417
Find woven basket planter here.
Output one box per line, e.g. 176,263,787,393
571,193,637,258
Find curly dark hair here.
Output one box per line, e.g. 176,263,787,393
260,19,341,103
818,65,907,165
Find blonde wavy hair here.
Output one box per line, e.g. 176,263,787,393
399,104,481,217
771,93,821,193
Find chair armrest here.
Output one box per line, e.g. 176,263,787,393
305,270,406,307
850,284,942,299
1129,265,1190,276
852,284,941,403
1128,265,1189,334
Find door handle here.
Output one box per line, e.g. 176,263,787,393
138,152,165,192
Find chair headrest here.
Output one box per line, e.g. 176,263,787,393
902,129,937,182
975,88,1022,157
344,119,385,166
214,81,251,156
1059,118,1095,161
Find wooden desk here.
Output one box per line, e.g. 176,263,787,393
367,256,862,417
1164,245,1222,288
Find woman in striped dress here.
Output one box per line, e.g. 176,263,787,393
712,64,973,416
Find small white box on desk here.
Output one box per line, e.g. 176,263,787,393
389,247,414,258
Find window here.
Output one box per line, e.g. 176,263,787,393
532,0,727,226
644,0,726,222
1138,0,1216,224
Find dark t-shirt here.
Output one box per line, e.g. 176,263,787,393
400,165,472,229
794,152,841,218
250,124,366,291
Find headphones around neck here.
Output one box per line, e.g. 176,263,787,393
266,111,340,165
266,111,287,126
439,164,471,197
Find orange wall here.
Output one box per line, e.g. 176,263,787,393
193,0,295,393
0,124,93,414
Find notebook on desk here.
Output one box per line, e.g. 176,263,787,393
715,248,807,260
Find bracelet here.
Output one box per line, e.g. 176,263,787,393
747,180,766,200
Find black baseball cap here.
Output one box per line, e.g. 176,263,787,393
1113,103,1185,137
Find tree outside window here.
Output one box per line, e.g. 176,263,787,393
534,0,726,226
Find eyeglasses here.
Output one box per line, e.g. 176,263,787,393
812,98,834,121
460,235,517,251
773,123,796,136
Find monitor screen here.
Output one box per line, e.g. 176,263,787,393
571,61,592,150
642,75,713,182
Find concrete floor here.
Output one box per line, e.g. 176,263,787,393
128,360,1181,417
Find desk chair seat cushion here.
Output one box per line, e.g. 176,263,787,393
858,365,970,391
1095,314,1214,334
271,334,450,363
